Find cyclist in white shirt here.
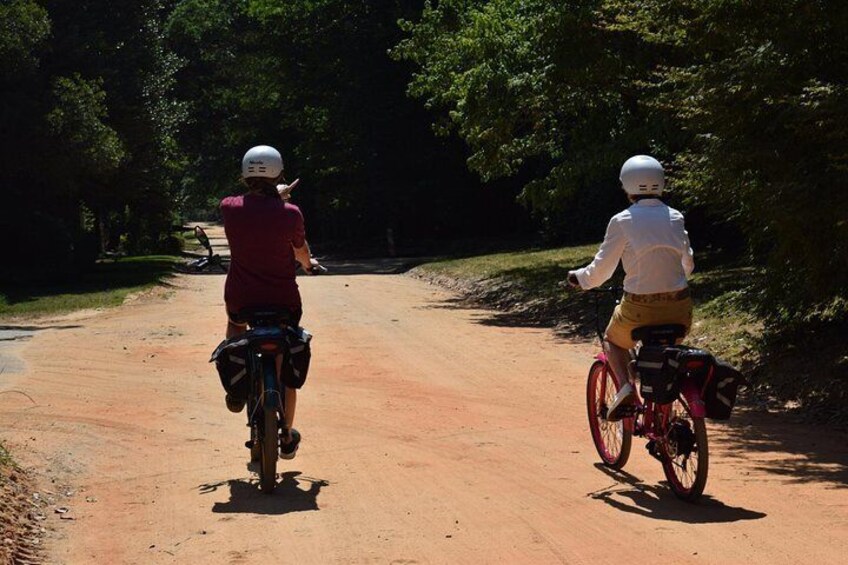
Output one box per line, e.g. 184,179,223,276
568,155,695,420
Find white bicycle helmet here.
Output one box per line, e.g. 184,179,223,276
620,155,665,196
242,145,284,179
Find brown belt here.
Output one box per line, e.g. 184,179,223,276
624,288,690,303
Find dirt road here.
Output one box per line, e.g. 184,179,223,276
1,229,846,564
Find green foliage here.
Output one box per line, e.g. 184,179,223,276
0,0,187,281
0,0,50,73
0,442,17,472
0,0,843,414
1,0,843,329
395,0,671,241
167,0,527,243
610,0,848,323
46,75,125,174
398,0,848,323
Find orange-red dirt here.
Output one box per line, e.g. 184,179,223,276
1,226,846,564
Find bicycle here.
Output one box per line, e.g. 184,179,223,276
583,287,710,501
209,307,299,493
211,267,325,494
179,225,228,273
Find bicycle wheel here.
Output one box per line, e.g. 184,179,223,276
659,397,708,501
259,404,278,494
586,360,632,469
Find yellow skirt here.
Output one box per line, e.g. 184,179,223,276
605,295,693,349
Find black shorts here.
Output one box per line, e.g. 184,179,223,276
227,307,303,327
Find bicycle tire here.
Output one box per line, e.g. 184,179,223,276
586,360,632,469
660,398,709,501
259,405,278,494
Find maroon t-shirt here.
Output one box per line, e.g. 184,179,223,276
221,193,306,314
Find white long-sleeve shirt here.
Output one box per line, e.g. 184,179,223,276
573,199,694,294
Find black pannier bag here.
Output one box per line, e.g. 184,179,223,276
703,359,744,420
210,336,251,401
636,345,680,404
210,326,313,394
281,326,312,389
663,345,714,389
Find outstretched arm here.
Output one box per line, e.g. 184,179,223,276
569,218,626,289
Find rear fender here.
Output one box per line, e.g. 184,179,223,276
261,355,281,410
680,377,707,418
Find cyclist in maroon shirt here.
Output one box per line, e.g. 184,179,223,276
220,145,318,458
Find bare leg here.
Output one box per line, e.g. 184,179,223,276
274,353,298,441
284,388,297,435
227,321,246,339
604,339,632,389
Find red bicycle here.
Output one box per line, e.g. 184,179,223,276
584,287,710,501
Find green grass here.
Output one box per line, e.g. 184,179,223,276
421,244,599,280
175,228,206,254
415,244,762,368
0,255,178,318
415,246,848,421
0,442,16,471
421,244,598,302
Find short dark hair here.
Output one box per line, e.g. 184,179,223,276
244,177,281,199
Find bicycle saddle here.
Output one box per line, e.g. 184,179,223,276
631,324,686,345
234,307,294,327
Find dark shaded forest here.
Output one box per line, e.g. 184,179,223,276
2,1,846,343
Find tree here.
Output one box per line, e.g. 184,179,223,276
0,0,188,281
42,0,186,254
168,0,528,246
395,0,674,242
608,0,848,323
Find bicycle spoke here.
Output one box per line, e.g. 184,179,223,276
664,399,701,491
588,361,634,470
594,373,623,458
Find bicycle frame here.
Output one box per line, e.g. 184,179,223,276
589,284,707,435
597,350,706,426
585,285,711,500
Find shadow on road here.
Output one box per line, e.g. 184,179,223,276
198,471,329,515
1,325,83,374
172,264,229,276
421,291,602,342
426,295,848,490
0,325,83,331
172,257,428,277
711,408,848,489
588,464,766,523
318,258,430,276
